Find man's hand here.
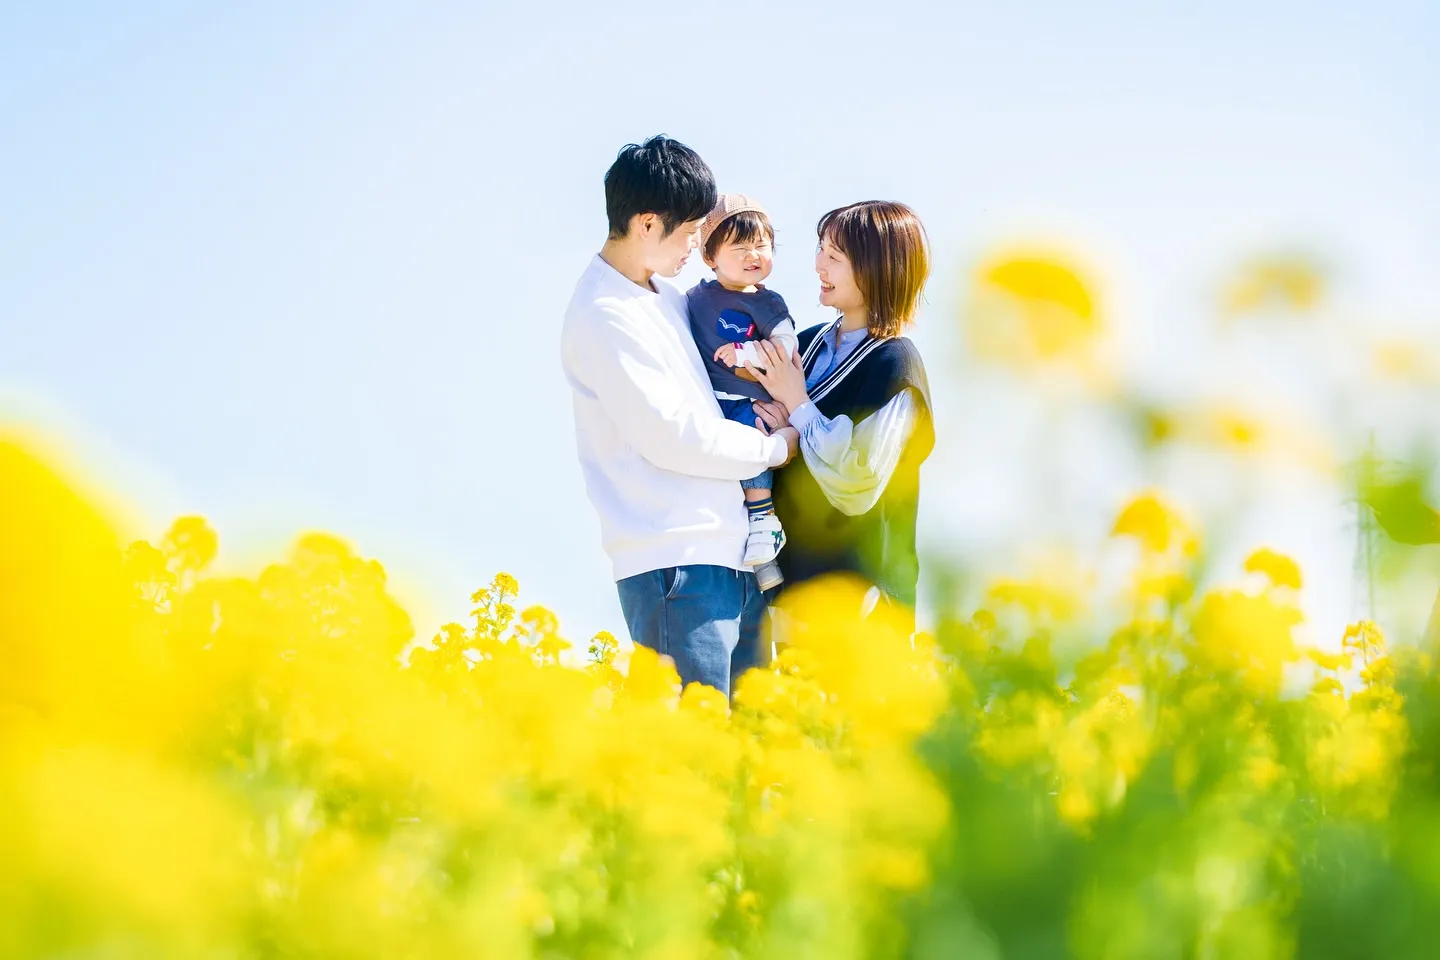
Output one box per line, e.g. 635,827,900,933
773,426,800,467
752,399,790,433
1366,479,1440,546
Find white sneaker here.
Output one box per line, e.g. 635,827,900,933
744,512,786,566
754,560,785,592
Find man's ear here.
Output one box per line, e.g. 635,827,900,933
632,212,659,238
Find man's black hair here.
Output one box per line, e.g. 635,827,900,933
604,135,717,240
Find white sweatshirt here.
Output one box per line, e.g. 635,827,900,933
561,255,788,581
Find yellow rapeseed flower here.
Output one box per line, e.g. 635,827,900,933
1243,548,1303,591
1112,491,1196,555
1220,253,1326,317
5,428,1437,957
963,247,1107,375
1192,589,1303,693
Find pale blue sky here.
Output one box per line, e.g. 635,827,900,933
4,2,1438,643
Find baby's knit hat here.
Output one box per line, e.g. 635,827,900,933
700,194,769,250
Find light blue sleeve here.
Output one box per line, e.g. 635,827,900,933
786,389,920,516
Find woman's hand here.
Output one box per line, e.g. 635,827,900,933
752,341,809,412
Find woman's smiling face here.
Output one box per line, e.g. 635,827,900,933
816,234,864,313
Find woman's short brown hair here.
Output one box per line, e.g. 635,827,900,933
817,201,930,338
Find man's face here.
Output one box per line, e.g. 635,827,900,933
640,214,705,278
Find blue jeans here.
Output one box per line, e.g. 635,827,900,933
716,396,774,491
616,565,768,697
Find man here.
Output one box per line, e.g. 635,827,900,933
561,136,799,697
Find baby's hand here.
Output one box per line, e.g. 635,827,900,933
713,343,739,368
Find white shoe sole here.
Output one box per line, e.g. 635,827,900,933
754,561,784,591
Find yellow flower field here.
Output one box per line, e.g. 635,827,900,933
6,431,1440,959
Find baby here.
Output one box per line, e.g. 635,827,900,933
686,194,797,591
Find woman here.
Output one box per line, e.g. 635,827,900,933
752,200,934,619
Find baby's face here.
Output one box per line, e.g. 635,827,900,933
709,235,774,289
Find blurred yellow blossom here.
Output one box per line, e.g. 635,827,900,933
1112,491,1197,556
1342,619,1386,665
1192,589,1303,693
1243,548,1304,591
1221,253,1326,317
6,433,1440,959
1129,402,1337,475
1371,337,1440,384
963,247,1107,376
